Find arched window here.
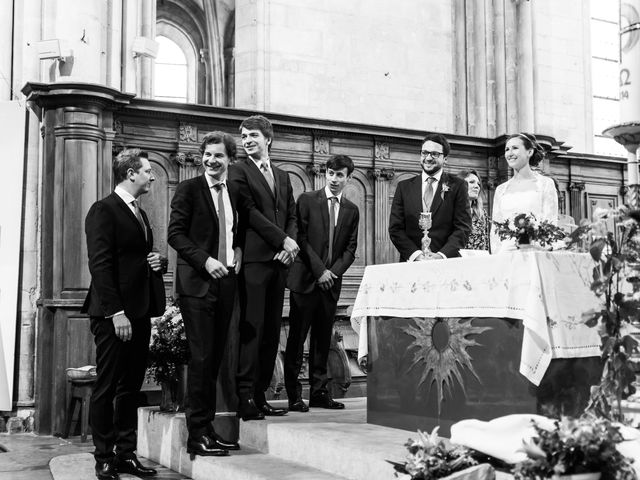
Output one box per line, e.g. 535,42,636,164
154,35,189,103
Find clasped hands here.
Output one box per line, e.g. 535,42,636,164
273,236,299,266
147,251,168,272
415,251,443,261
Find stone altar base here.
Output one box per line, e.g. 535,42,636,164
367,316,602,437
138,398,413,480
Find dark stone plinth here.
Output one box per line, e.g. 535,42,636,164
366,316,602,437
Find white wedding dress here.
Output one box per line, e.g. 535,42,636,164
490,173,559,253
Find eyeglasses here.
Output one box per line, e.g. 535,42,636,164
420,151,443,159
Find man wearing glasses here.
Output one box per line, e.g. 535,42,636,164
389,133,471,261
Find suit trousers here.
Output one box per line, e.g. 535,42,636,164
284,289,338,400
236,261,287,402
89,315,150,462
180,272,236,439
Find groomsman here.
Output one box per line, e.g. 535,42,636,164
284,155,359,411
389,133,471,261
228,115,298,420
168,132,242,457
83,149,166,479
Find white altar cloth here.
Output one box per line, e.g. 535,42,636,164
350,251,602,386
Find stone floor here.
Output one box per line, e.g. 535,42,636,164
0,433,188,480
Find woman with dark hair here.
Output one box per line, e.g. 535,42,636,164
456,169,488,251
490,133,558,253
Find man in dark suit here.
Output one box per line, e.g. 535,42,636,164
228,115,298,420
389,133,471,261
168,132,242,458
83,149,166,480
284,155,359,412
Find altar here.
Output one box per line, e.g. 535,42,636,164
350,251,604,436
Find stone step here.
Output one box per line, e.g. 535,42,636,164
138,397,412,480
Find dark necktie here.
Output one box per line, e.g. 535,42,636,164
423,177,436,211
328,196,338,264
260,161,276,195
132,200,147,241
213,183,227,265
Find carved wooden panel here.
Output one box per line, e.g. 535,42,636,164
139,160,171,258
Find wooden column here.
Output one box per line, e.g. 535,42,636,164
569,182,586,222
22,82,135,434
370,140,395,265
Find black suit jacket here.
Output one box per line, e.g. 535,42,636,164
82,192,166,318
228,158,297,262
168,175,241,298
389,172,471,261
287,189,359,301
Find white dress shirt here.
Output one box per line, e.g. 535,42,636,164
409,168,446,261
205,175,235,266
324,186,342,226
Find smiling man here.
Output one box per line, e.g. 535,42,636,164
388,133,471,262
283,155,359,411
168,132,243,458
228,115,298,421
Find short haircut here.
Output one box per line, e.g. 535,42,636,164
239,115,274,150
199,131,237,160
326,154,355,175
113,148,147,184
507,132,545,167
421,133,451,157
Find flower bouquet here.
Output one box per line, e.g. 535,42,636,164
493,213,566,249
513,416,637,480
147,300,189,411
388,427,486,480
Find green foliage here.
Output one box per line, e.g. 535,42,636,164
573,206,640,421
513,417,637,480
146,300,189,385
388,427,478,480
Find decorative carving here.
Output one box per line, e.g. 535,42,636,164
569,182,586,191
620,185,630,197
313,136,330,155
179,123,198,143
374,141,390,161
171,151,202,166
368,168,395,180
488,156,498,170
307,162,326,176
558,191,566,215
485,179,497,191
113,119,122,134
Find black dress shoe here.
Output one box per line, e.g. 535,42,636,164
210,431,240,450
288,399,309,412
309,394,345,410
237,398,266,421
256,400,288,416
95,461,118,480
187,434,230,460
115,457,157,477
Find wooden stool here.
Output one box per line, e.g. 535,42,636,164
62,377,95,442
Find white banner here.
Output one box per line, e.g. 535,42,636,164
0,101,26,410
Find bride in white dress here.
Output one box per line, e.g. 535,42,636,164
490,133,559,253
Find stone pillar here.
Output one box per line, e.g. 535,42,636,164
0,0,13,99
466,0,488,137
370,141,395,265
629,148,640,209
569,182,586,222
235,0,269,110
137,0,156,98
204,0,225,106
21,82,135,434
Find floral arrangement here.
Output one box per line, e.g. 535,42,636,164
388,427,479,480
493,212,567,249
147,300,189,385
572,206,640,421
513,416,637,480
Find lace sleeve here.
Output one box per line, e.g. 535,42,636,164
540,175,559,225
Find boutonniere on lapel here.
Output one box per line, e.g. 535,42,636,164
441,183,450,200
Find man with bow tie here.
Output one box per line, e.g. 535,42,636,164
284,155,359,412
389,133,471,262
168,132,243,458
83,149,166,479
228,115,298,421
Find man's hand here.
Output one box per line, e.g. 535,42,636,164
147,252,167,272
233,247,243,274
317,269,337,290
274,250,293,266
205,257,229,279
113,313,132,341
425,252,444,260
282,236,299,258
